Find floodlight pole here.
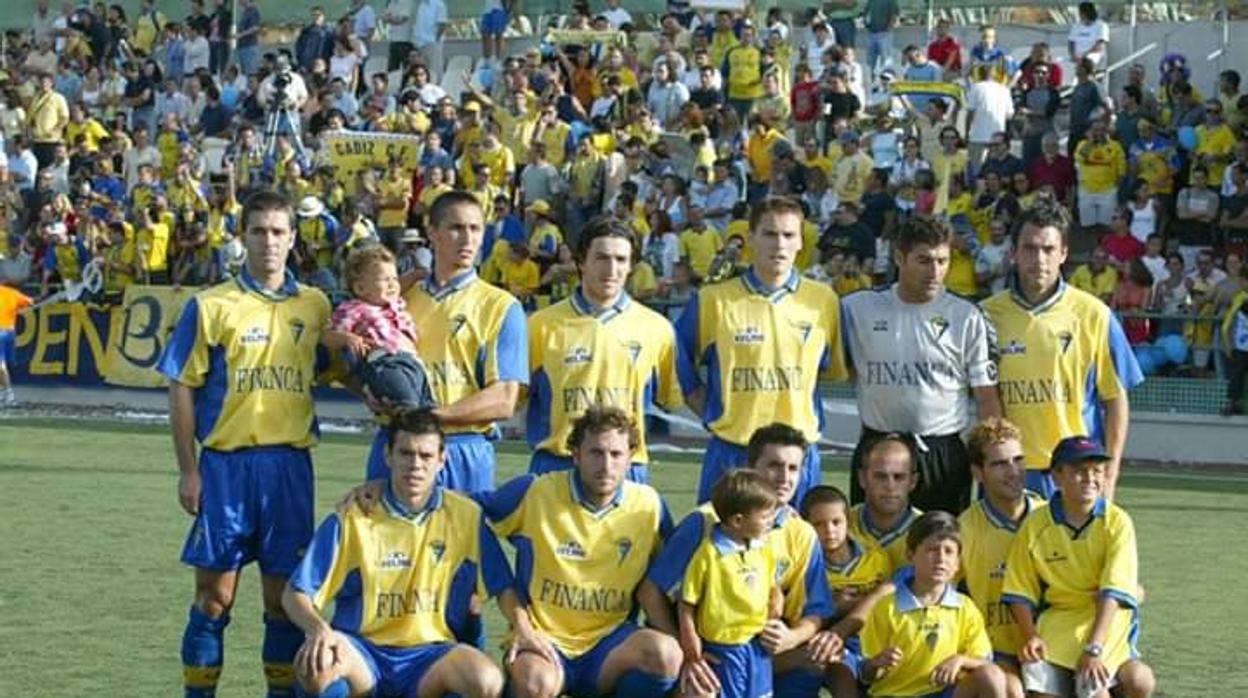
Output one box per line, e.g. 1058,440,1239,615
1129,0,1137,56
925,0,934,37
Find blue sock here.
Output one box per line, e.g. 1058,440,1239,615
614,668,678,698
294,677,350,698
182,606,229,698
262,613,303,698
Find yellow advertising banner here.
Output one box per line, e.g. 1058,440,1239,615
102,285,196,388
324,131,422,194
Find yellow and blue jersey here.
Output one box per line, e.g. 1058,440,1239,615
289,485,511,647
675,269,848,446
43,239,90,282
1002,497,1139,672
680,525,777,645
981,281,1143,471
157,269,332,451
861,582,993,697
957,493,1044,657
849,504,922,574
526,290,683,464
404,271,528,437
649,504,833,628
479,471,673,657
825,536,892,603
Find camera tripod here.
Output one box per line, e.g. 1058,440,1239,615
261,104,306,166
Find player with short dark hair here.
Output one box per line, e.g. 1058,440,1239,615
480,406,682,698
526,215,683,483
842,215,1001,514
282,409,511,698
851,434,924,573
160,190,333,697
676,195,849,505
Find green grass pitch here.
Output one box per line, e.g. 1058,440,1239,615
0,419,1244,697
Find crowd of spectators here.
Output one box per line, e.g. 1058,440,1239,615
1,0,1247,381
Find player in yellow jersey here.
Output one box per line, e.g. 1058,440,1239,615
159,191,334,698
283,411,509,698
860,512,1007,697
364,192,527,493
642,424,834,698
676,196,848,505
0,280,32,406
959,418,1045,698
980,204,1142,499
851,435,923,573
1004,437,1156,698
678,469,781,698
481,407,682,698
527,216,682,483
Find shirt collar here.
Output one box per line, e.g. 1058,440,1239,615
1048,493,1108,532
237,265,299,300
827,537,866,574
742,267,800,300
862,505,918,541
1008,274,1066,313
568,469,624,516
710,524,767,555
981,495,1033,532
382,482,444,523
773,504,794,528
895,580,963,612
424,268,478,300
571,287,631,322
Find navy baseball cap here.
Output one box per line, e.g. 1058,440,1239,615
1049,436,1110,470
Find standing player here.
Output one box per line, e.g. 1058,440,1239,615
959,417,1044,698
676,195,849,505
283,410,508,698
981,204,1143,499
366,191,527,492
1003,437,1156,698
481,407,683,698
526,216,683,483
842,216,1001,513
642,423,834,698
0,280,32,406
159,191,333,698
851,434,924,573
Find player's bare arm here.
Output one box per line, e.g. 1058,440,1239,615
433,379,520,426
637,579,678,636
169,380,199,515
1102,395,1130,500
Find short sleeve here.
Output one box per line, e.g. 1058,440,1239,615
1098,511,1139,608
964,308,998,388
678,546,709,607
859,593,894,661
821,292,849,382
647,511,708,596
1096,311,1144,398
959,601,994,660
158,297,210,387
654,323,685,411
488,300,529,385
674,293,703,394
1001,521,1042,611
478,513,515,598
288,513,351,609
475,474,535,538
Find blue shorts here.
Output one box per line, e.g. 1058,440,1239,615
182,447,314,576
367,429,495,493
345,636,455,697
481,8,508,35
0,329,14,367
1026,469,1056,499
703,638,772,698
773,666,822,698
699,436,821,505
529,449,650,484
557,622,638,698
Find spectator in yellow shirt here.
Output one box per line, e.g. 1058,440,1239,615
1074,120,1127,228
1195,99,1236,183
28,72,69,168
1069,246,1121,303
65,103,110,153
678,206,723,280
500,241,540,305
745,113,785,197
834,130,876,206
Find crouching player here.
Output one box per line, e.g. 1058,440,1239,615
851,434,925,573
795,485,894,698
678,470,783,698
959,418,1045,698
282,410,509,698
1003,437,1156,698
860,512,1007,698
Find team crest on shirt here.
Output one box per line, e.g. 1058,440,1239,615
290,319,306,343
621,340,643,364
240,326,272,345
1057,330,1074,354
776,559,791,581
789,320,813,344
1000,340,1026,356
990,561,1006,580
556,540,588,560
929,314,949,340
615,537,633,564
1044,549,1068,563
564,346,594,365
449,314,468,337
379,551,413,569
430,540,446,564
734,327,766,344
873,319,889,332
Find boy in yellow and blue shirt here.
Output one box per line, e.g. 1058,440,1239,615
860,511,1006,697
679,469,782,698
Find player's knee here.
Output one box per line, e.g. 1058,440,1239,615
194,586,235,618
637,631,683,677
1002,669,1024,698
459,658,505,698
1117,660,1156,698
508,656,560,698
970,662,1006,693
294,663,338,694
